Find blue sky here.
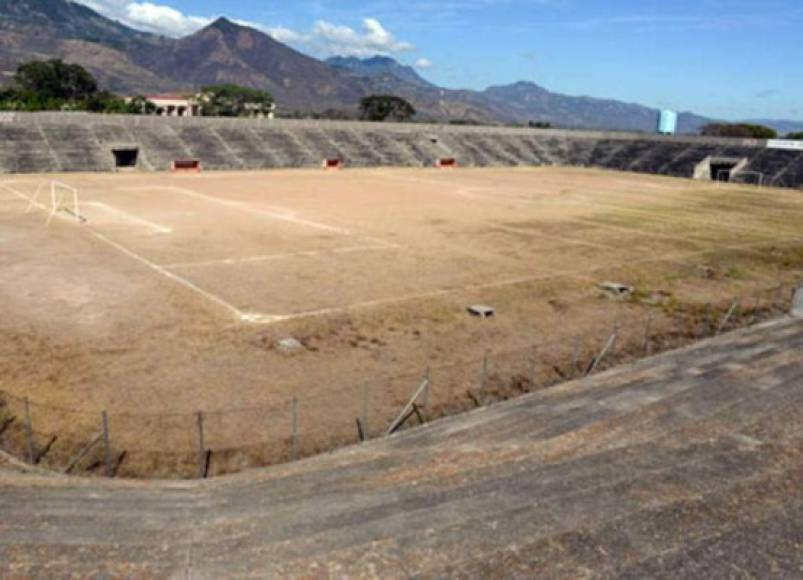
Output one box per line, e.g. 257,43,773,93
79,0,803,121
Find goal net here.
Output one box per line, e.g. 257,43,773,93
25,181,85,226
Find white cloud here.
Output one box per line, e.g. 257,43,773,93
415,58,433,70
75,1,416,59
74,0,211,37
269,18,415,58
124,3,211,36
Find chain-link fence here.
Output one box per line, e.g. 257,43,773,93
0,283,796,480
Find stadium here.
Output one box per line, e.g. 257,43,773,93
1,1,802,577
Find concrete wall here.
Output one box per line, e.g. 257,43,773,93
0,112,801,188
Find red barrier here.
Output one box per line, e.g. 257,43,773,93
172,159,202,173
323,158,343,170
436,158,458,169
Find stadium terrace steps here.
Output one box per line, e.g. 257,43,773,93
250,128,318,167
739,149,803,186
294,128,346,163
39,123,115,172
132,124,194,170
173,125,244,169
214,125,280,169
628,141,690,173
0,113,801,188
0,125,59,173
1,318,801,577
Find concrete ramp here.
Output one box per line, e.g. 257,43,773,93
1,318,802,577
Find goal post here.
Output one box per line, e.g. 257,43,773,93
48,181,84,225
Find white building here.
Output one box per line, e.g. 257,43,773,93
146,94,200,117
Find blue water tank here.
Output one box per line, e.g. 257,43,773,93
658,110,678,135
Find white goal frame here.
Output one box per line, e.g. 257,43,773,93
25,181,85,226
714,169,764,188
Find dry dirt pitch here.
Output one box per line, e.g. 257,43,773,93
1,166,802,477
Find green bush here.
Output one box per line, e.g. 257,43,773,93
196,84,274,117
0,59,155,114
700,123,778,139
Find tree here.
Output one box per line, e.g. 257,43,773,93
786,132,803,140
196,84,274,117
359,95,416,122
125,95,158,115
529,121,552,129
0,60,160,115
14,59,98,102
700,123,777,139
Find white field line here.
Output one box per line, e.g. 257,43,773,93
6,178,802,327
117,184,399,249
161,244,396,269
119,185,349,234
1,181,284,324
0,182,73,224
82,229,274,323
264,236,803,324
82,201,173,234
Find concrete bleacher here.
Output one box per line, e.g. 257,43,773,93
250,127,318,167
0,124,59,173
1,317,801,576
738,149,803,187
0,113,801,189
173,125,244,170
39,123,114,172
130,123,193,171
214,125,279,169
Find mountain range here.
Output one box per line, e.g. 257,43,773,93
1,0,801,134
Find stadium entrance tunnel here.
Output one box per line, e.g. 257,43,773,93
112,147,139,169
694,156,748,182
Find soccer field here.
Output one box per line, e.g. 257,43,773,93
1,166,801,477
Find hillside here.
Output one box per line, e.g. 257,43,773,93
327,55,436,89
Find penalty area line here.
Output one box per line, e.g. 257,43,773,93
0,180,275,325
83,229,269,323
161,244,398,270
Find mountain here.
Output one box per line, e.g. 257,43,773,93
0,0,155,47
133,18,374,111
481,81,711,133
0,0,178,93
326,56,434,89
1,0,799,133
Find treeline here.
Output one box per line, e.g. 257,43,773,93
700,122,802,140
0,60,151,113
0,59,275,117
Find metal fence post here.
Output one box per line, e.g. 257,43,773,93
609,322,620,359
24,397,34,465
716,298,740,336
196,411,206,479
102,411,112,477
291,397,299,461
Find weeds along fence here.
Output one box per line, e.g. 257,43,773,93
0,284,796,480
